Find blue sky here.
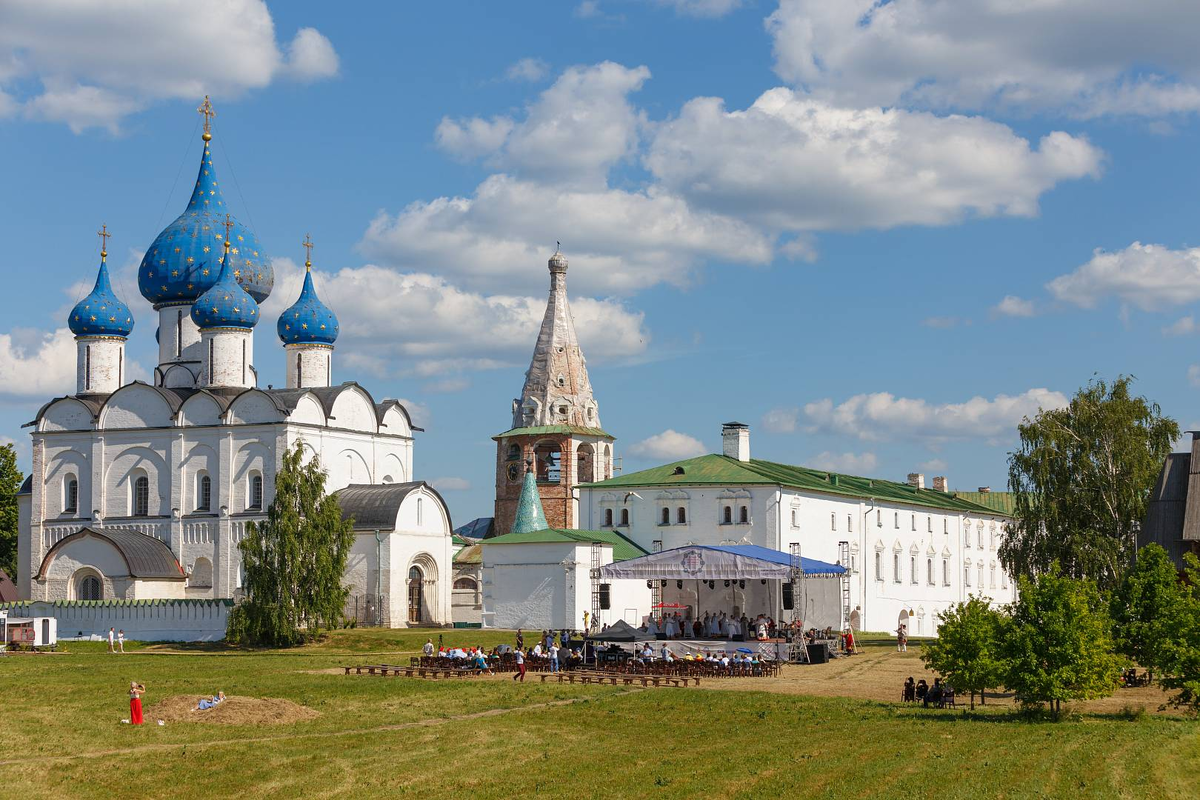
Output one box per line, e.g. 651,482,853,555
4,0,1200,525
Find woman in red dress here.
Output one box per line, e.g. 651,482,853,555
129,681,145,725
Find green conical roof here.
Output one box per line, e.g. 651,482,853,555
511,469,549,534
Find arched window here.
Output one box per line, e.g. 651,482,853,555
978,563,985,588
677,507,686,524
964,564,972,587
847,514,853,533
619,508,629,526
893,553,901,583
417,497,424,525
197,473,212,512
926,558,933,585
910,555,917,584
874,552,882,581
911,514,916,531
296,352,303,387
78,574,101,601
133,475,149,517
943,559,949,586
454,577,477,590
604,445,612,479
535,442,562,484
660,507,670,525
739,506,749,524
604,508,613,526
249,473,264,511
723,506,732,524
577,443,595,483
894,512,899,528
830,512,836,531
190,557,213,588
876,509,882,527
506,443,521,461
64,477,78,514
790,509,797,527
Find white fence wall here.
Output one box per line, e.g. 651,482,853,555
1,599,231,642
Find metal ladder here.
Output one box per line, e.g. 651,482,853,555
788,542,809,664
837,540,857,654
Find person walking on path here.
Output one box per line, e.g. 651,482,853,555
107,627,115,654
895,624,908,653
117,630,126,653
128,681,145,725
512,648,526,682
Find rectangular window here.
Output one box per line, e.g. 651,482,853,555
874,552,883,581
911,514,916,531
847,514,853,533
831,512,836,531
790,509,797,527
876,509,882,527
927,516,932,533
942,559,950,586
943,518,948,534
926,558,933,585
965,564,972,587
894,512,899,529
977,529,983,549
910,556,917,584
893,553,901,584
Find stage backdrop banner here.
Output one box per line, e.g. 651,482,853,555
599,545,845,582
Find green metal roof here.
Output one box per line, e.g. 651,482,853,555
952,491,1017,516
493,425,614,440
581,454,1007,516
453,543,483,565
481,528,648,561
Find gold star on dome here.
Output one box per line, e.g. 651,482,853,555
90,315,96,322
171,270,179,277
301,323,308,329
202,269,210,276
186,257,194,264
174,247,181,254
202,245,210,253
232,306,239,313
230,247,239,255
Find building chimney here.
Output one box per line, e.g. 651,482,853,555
978,486,991,493
721,422,750,462
932,476,949,493
907,473,925,489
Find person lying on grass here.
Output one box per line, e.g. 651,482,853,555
197,691,226,710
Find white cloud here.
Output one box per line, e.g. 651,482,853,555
628,429,707,461
435,116,516,161
993,295,1035,318
439,62,651,188
0,0,338,133
654,0,743,17
1047,242,1200,311
917,458,948,474
766,0,1200,117
761,407,799,433
1164,316,1197,336
283,27,339,81
394,398,431,429
804,388,1069,443
264,258,649,378
506,57,549,82
0,327,78,399
646,89,1103,231
809,450,878,475
359,174,770,295
431,477,471,492
423,377,470,394
1189,366,1200,388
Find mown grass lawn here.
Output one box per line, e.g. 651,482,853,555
3,629,1197,799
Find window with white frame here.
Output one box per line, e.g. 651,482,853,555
847,514,853,533
64,476,78,514
874,551,883,582
620,508,630,526
197,473,212,512
831,512,836,531
876,509,882,527
964,520,971,547
739,506,749,524
990,564,996,588
132,473,149,517
677,506,687,524
942,559,950,586
894,511,899,529
978,563,985,588
977,527,983,549
723,506,733,525
893,553,901,584
248,473,264,511
604,508,614,526
417,497,424,526
790,509,797,528
910,555,918,584
660,507,671,526
927,516,932,533
964,563,972,587
926,558,934,585
943,518,948,534
911,513,916,531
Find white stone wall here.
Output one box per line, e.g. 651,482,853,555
579,483,1016,633
285,343,333,389
199,329,255,388
4,599,230,642
75,337,125,395
156,304,204,387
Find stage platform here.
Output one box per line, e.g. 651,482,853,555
619,638,792,661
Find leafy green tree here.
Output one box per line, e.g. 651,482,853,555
920,595,1007,709
1160,553,1200,712
1002,376,1178,592
1001,568,1122,718
1110,543,1187,679
0,443,24,580
228,443,354,647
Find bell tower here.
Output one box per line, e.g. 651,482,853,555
493,247,615,535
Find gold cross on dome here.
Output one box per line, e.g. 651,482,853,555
198,96,216,139
221,213,234,248
97,224,111,261
302,233,314,270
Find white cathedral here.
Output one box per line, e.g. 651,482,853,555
14,103,454,627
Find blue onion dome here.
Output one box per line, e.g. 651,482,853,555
69,241,134,338
138,124,272,307
277,250,339,346
190,234,260,330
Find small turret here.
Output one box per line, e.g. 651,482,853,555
70,225,133,394
190,215,259,388
278,234,339,388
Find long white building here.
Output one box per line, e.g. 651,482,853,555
576,423,1016,634
15,105,453,628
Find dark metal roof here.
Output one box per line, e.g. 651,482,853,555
37,527,185,580
335,482,453,531
1142,451,1193,567
18,475,32,495
0,568,16,602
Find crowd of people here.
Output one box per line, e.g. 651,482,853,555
639,611,780,640
902,676,956,708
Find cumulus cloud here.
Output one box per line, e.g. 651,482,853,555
506,57,549,82
766,0,1200,117
1164,316,1197,336
359,175,770,295
0,0,338,133
263,258,649,378
435,116,516,161
646,89,1104,231
0,327,77,400
761,407,799,434
809,451,878,475
804,388,1069,443
1047,242,1200,311
628,429,707,461
993,295,1035,318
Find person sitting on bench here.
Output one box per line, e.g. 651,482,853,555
903,676,916,702
915,679,928,704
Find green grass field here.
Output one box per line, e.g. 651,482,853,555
3,629,1197,799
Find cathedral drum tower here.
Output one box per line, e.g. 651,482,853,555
493,248,614,534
